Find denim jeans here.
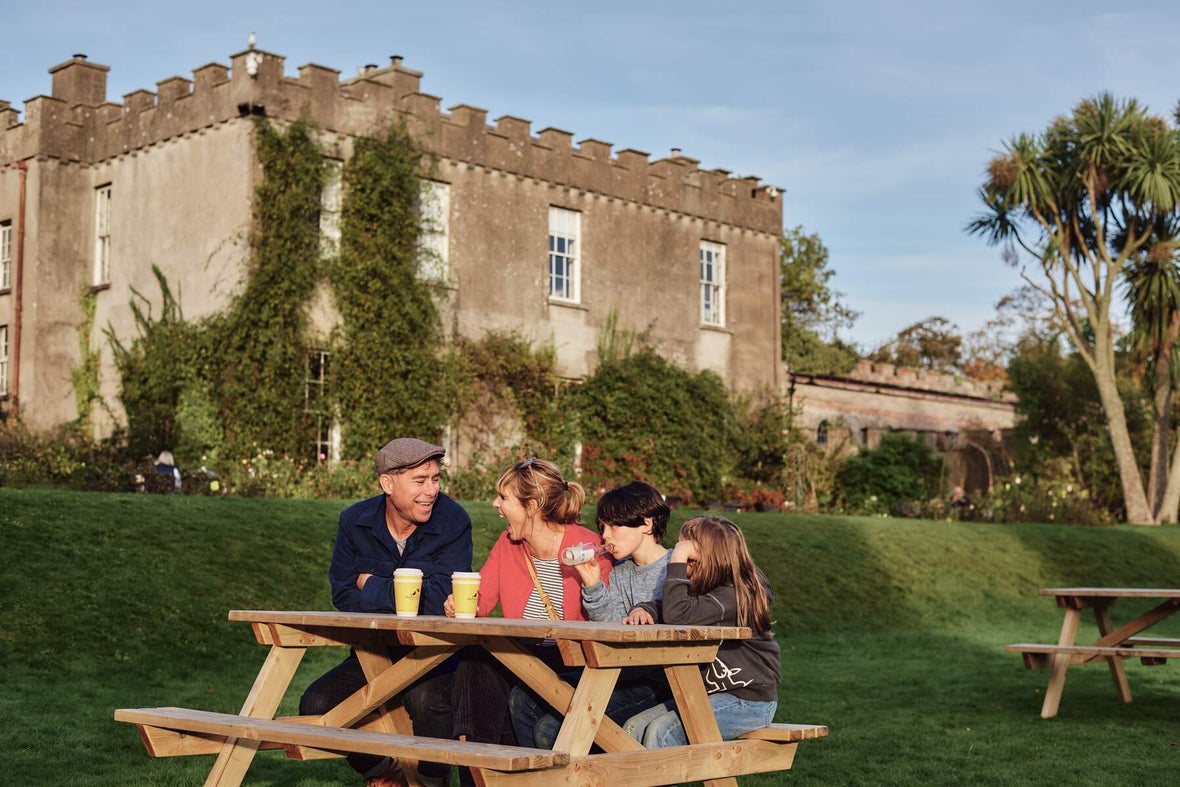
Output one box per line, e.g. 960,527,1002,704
300,649,454,782
631,694,777,749
510,673,670,748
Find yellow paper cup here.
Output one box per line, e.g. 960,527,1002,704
451,571,481,619
393,568,424,617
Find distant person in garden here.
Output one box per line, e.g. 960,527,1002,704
624,515,781,747
300,438,473,787
154,450,181,492
511,479,675,747
951,485,973,520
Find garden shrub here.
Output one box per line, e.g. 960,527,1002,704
576,349,737,502
0,423,130,491
836,432,943,514
969,460,1115,526
107,266,201,460
446,331,573,464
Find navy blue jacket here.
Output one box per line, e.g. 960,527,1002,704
328,492,473,615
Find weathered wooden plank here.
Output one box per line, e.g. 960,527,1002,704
476,740,799,787
737,723,829,742
227,610,750,643
114,708,567,771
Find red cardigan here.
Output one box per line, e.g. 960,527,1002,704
477,524,612,619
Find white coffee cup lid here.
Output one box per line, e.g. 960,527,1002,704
452,571,481,579
394,567,423,576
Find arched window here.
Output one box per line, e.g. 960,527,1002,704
816,420,829,446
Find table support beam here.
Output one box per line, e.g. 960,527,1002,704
205,644,306,786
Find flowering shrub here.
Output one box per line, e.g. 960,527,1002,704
0,423,131,491
970,471,1114,526
722,482,787,512
210,449,375,499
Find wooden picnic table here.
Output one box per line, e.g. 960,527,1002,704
116,610,827,786
1007,588,1180,718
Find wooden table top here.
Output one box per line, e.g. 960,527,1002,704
228,610,752,642
1038,588,1180,599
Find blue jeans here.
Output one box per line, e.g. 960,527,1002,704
630,694,777,748
510,672,671,748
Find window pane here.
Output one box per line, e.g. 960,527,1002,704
548,207,580,302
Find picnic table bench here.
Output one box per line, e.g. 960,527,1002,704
1006,588,1180,718
116,610,828,786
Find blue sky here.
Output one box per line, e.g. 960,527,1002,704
6,1,1180,349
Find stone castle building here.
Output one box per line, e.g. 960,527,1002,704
0,45,1013,487
0,47,783,462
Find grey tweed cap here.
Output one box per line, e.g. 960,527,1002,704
375,438,446,475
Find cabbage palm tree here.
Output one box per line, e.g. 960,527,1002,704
968,94,1180,523
1120,221,1180,521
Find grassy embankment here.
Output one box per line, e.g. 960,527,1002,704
2,487,1178,786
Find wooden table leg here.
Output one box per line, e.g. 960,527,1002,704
1041,606,1080,719
489,638,642,754
665,664,737,787
550,666,621,757
1092,605,1133,704
204,644,306,786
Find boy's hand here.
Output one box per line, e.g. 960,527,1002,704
443,593,456,617
623,607,655,625
572,559,601,587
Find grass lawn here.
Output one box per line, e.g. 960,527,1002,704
2,487,1178,785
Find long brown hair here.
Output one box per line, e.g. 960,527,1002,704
495,457,585,524
678,516,773,635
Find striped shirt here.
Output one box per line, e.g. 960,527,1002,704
522,556,565,621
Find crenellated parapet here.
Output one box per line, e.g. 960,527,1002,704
843,359,1012,401
0,49,782,234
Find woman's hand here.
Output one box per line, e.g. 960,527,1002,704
443,593,456,617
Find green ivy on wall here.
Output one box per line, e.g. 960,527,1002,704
70,286,102,430
448,330,574,460
106,266,196,457
329,122,449,458
205,118,327,458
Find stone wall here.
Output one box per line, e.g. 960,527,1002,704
0,48,783,446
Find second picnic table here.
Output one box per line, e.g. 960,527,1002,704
1007,588,1180,718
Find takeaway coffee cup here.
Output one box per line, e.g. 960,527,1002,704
451,571,481,619
393,568,424,617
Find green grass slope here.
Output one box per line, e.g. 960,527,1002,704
2,488,1178,785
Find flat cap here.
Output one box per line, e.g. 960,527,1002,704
375,438,446,475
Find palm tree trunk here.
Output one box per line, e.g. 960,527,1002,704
1147,351,1171,516
1159,431,1180,523
1146,313,1180,521
1091,351,1154,524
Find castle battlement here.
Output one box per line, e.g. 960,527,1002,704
845,359,1012,401
0,49,781,234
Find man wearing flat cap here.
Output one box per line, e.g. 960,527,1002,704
301,438,472,787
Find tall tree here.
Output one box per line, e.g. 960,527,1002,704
968,94,1180,523
868,316,963,371
1119,224,1180,518
779,227,860,375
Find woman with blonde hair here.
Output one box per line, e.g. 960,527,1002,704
444,458,611,785
455,457,610,619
